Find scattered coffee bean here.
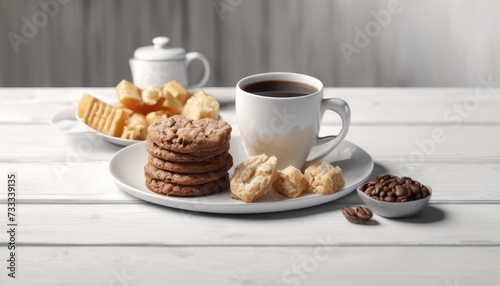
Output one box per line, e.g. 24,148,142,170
355,206,373,220
358,174,430,203
342,206,373,224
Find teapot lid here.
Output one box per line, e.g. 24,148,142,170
133,37,185,61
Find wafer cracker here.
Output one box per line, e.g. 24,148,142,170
77,93,94,118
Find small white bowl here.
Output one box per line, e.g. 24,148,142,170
357,185,432,218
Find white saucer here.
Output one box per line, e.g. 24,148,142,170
108,135,374,214
50,108,142,147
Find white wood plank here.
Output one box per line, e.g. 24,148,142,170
2,124,499,161
1,124,122,161
0,246,498,286
1,161,499,203
1,88,499,124
0,204,497,246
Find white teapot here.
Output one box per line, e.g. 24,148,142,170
129,36,210,89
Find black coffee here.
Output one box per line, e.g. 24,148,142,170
242,80,317,97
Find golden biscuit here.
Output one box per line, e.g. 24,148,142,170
230,154,278,203
77,93,134,138
165,80,191,104
77,93,94,118
116,79,142,109
304,162,345,195
122,113,148,140
272,166,308,198
145,110,168,125
141,85,164,105
160,90,183,115
108,108,133,137
181,90,219,120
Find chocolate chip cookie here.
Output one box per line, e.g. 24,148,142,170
145,141,230,163
147,115,231,153
144,158,232,186
149,153,233,174
145,174,229,197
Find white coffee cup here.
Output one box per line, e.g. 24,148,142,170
236,72,351,170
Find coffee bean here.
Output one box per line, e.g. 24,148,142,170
422,186,430,195
395,185,407,197
389,181,398,188
382,174,392,180
342,206,371,224
410,185,421,195
359,174,430,203
365,186,375,195
356,206,373,220
342,206,356,217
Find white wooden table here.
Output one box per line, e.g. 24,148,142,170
1,87,499,285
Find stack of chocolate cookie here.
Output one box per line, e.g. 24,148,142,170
144,115,233,196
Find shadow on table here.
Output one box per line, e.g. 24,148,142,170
387,205,445,224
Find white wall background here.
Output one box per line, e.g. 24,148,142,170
1,0,499,87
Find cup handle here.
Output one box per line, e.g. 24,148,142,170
185,52,210,89
305,98,351,165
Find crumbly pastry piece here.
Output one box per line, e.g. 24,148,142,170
272,166,308,198
141,85,164,105
160,89,183,115
145,141,230,163
116,80,165,115
145,110,169,125
146,174,229,197
147,115,232,153
164,80,191,105
144,157,232,185
149,153,232,174
230,154,278,203
304,162,345,195
116,79,143,110
181,90,219,120
121,113,148,140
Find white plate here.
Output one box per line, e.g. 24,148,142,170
109,135,374,214
49,108,141,147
